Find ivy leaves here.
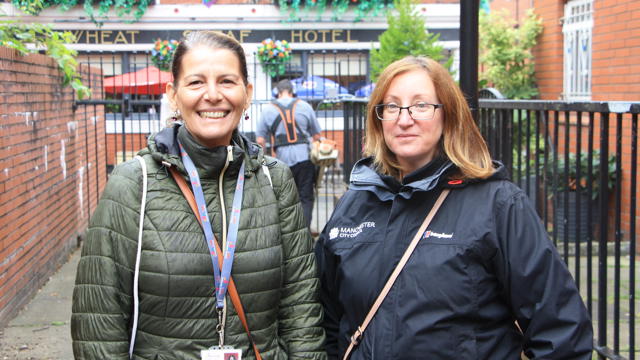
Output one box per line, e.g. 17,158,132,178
0,21,91,98
11,0,152,24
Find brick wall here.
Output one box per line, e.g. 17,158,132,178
532,0,564,100
0,48,106,328
591,1,640,101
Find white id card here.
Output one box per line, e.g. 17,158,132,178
201,346,242,360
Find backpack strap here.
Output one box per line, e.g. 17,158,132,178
269,99,308,148
130,155,148,359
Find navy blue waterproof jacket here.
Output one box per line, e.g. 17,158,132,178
315,157,593,359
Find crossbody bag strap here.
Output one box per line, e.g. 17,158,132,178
168,166,263,360
342,189,451,360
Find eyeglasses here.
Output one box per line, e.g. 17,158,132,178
374,102,443,121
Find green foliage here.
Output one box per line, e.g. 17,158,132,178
369,0,451,82
11,0,152,24
0,20,91,99
546,150,617,200
278,0,390,22
479,9,542,99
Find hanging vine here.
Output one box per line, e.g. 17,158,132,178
278,0,391,22
11,0,152,24
0,20,91,98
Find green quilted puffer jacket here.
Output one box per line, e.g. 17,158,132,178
71,124,326,360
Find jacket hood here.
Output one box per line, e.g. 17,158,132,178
140,123,266,179
349,156,509,201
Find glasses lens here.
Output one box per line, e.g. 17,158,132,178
376,104,400,121
409,103,434,120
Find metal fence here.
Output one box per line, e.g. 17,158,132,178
478,100,639,360
73,49,369,233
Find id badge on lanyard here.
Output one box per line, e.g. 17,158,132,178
201,346,242,360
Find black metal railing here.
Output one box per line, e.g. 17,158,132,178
479,99,639,360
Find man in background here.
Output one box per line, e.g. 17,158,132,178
257,79,322,228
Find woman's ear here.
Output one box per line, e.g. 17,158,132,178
244,83,254,109
165,82,178,111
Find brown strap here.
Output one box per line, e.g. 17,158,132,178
342,189,451,360
169,167,263,360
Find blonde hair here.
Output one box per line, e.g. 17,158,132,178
363,56,494,180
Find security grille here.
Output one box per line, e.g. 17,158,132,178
563,0,593,100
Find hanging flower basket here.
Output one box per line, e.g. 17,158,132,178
151,39,179,72
257,38,292,78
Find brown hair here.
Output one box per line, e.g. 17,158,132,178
171,30,249,86
363,56,494,180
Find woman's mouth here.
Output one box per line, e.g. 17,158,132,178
199,111,228,119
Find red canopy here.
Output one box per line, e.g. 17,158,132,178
104,66,173,95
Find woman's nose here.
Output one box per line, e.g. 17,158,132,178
397,107,414,126
204,84,221,101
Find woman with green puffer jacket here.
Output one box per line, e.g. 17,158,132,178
71,30,326,360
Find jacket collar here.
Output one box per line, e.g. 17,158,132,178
143,123,265,179
349,156,509,201
349,156,454,201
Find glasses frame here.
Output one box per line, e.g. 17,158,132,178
374,102,443,121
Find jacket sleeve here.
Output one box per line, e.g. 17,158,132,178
493,189,594,359
273,165,327,360
71,160,141,359
315,231,342,359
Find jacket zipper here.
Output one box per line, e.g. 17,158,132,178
216,145,233,344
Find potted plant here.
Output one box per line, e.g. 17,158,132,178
257,38,292,78
547,150,617,242
151,39,179,72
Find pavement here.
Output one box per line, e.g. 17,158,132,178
0,248,79,360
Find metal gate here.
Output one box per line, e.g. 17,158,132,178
73,49,371,234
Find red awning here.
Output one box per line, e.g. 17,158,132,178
104,66,173,95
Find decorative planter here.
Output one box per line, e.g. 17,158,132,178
257,38,292,78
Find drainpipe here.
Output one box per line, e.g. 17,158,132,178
459,1,480,122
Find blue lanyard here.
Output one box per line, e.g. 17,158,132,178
179,142,245,309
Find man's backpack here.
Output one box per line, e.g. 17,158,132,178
269,99,309,149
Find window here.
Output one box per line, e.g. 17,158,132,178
563,0,593,100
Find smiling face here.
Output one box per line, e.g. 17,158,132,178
380,69,443,175
166,45,253,148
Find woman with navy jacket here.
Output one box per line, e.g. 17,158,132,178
315,56,593,359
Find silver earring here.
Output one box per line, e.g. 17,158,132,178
171,109,181,120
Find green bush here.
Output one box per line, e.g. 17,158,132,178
369,0,451,82
479,9,542,100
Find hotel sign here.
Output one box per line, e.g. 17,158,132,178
65,28,458,44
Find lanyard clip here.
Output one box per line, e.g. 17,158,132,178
216,307,225,347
